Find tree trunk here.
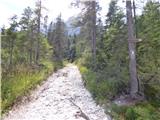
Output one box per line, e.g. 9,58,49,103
91,1,96,70
132,0,137,38
9,38,14,68
29,34,33,65
35,0,41,64
126,0,139,97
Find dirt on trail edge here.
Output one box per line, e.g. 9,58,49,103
2,64,111,120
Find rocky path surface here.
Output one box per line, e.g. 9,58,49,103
2,64,110,120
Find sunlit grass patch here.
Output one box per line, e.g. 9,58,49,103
1,61,54,113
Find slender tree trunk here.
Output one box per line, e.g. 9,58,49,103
126,0,139,97
67,38,70,60
35,0,41,64
91,1,96,70
29,48,32,65
57,17,62,62
133,0,142,93
29,27,33,65
133,0,137,38
35,37,39,64
29,34,33,65
9,38,14,68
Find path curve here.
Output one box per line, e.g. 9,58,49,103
2,64,111,120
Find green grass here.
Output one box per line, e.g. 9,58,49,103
108,102,160,120
77,64,160,120
78,65,112,102
78,65,124,102
1,60,55,113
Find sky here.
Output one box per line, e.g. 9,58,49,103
0,0,112,28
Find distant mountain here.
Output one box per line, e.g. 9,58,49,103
65,16,80,36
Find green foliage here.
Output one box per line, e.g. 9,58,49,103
1,61,54,113
1,0,160,119
79,66,88,74
76,1,160,120
108,102,160,120
53,61,63,71
125,108,137,120
78,65,126,103
1,4,67,115
111,103,128,115
95,0,129,98
67,35,77,62
48,15,68,62
136,1,160,104
144,84,160,107
132,102,160,120
1,29,52,68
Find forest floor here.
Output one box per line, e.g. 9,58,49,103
2,64,110,120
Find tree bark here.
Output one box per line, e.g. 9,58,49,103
91,1,96,70
29,30,33,65
35,0,41,64
9,38,14,68
126,0,139,97
132,0,137,38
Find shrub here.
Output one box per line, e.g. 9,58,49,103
125,108,137,120
144,84,160,107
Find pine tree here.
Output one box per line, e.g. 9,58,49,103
35,0,42,64
137,1,160,97
19,7,34,64
8,15,18,68
51,15,68,63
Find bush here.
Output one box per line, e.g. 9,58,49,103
125,108,137,120
78,62,128,102
111,104,128,115
76,61,160,120
53,61,63,71
133,102,160,120
144,84,160,107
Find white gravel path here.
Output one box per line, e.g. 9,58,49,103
2,64,111,120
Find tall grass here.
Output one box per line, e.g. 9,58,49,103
1,61,54,113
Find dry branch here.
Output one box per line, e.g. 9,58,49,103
68,98,90,120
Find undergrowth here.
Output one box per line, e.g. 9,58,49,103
77,64,160,120
1,60,61,114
